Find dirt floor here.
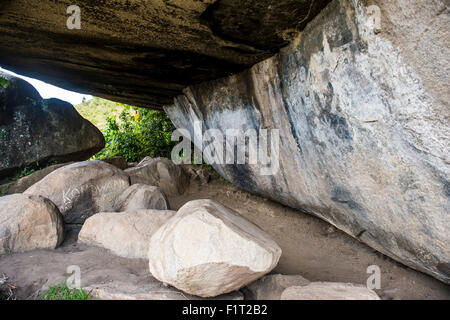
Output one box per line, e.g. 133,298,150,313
1,177,449,300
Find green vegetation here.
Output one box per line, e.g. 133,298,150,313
75,97,125,129
0,76,10,89
76,97,177,162
13,166,36,180
1,185,9,196
43,282,91,300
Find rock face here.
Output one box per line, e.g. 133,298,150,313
0,72,104,179
244,274,310,300
114,184,169,212
0,194,64,253
25,161,130,224
280,282,380,300
126,157,189,196
165,0,450,283
79,209,176,259
0,162,74,196
0,0,330,108
148,199,282,297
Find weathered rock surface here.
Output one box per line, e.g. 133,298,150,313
0,194,64,254
25,161,130,224
86,280,243,301
0,72,104,179
79,209,176,259
126,157,189,196
114,184,169,212
165,0,450,283
0,0,330,108
148,199,282,297
280,282,380,300
100,157,128,170
0,162,74,196
244,274,310,300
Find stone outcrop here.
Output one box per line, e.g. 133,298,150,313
0,0,330,108
114,184,169,212
244,274,310,300
0,162,74,196
25,161,130,224
0,0,447,285
165,0,450,283
126,157,189,196
0,72,104,179
280,282,380,300
0,194,64,253
79,209,176,259
148,199,282,297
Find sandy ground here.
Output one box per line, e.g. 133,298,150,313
0,177,449,300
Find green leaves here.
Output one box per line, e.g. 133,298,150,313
43,281,91,300
92,106,177,162
0,76,10,89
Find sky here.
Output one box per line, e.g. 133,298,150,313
0,67,92,105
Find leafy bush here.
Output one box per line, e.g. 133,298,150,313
75,97,125,129
43,282,91,300
92,105,177,163
0,76,10,89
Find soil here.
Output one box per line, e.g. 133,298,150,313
0,177,449,300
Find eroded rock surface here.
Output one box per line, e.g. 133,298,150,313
0,162,74,196
165,0,450,283
114,184,169,212
148,199,282,297
25,161,130,224
0,73,104,179
79,209,176,259
0,0,330,108
0,194,64,253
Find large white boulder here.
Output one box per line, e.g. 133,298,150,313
78,209,176,259
148,199,282,297
25,161,130,224
0,194,64,254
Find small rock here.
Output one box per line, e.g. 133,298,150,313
79,209,176,259
280,282,381,300
114,184,169,211
86,279,244,300
125,157,189,196
25,161,130,224
0,194,64,254
148,199,282,297
244,274,310,300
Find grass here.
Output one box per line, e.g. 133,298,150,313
43,282,91,300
